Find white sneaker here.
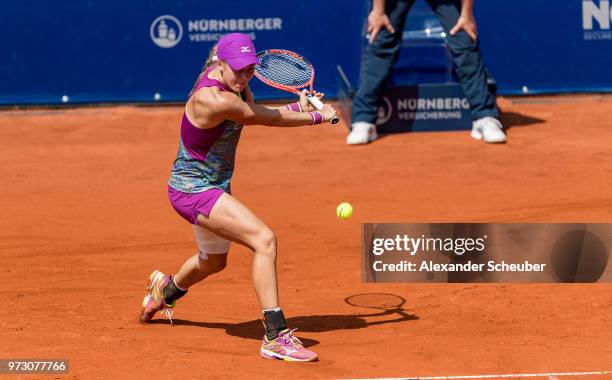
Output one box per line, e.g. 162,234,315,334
347,122,378,145
471,117,506,143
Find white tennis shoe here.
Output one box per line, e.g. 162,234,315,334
471,117,507,143
347,122,378,145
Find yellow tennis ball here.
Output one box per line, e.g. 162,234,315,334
336,202,353,220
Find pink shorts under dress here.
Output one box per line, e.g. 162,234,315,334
168,185,225,224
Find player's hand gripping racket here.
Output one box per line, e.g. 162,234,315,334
254,49,339,124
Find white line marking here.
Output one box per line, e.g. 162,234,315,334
342,370,612,380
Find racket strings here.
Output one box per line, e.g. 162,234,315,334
256,53,312,88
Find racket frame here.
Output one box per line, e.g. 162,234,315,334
255,49,339,124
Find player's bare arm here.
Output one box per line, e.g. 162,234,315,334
244,87,325,113
196,88,335,127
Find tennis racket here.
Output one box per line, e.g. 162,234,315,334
254,49,339,124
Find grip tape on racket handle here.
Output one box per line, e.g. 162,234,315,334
308,96,339,124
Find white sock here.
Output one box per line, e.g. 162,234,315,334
173,276,187,292
262,307,282,314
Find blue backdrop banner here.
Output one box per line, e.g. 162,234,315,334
476,0,612,95
0,1,364,105
1,1,611,105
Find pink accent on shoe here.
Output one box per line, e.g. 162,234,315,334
139,270,173,324
260,329,318,362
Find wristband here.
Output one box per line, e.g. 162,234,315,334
309,111,324,125
286,102,302,112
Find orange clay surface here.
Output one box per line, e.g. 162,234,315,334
1,95,611,379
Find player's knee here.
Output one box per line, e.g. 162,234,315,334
254,228,277,258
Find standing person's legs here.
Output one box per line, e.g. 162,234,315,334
426,0,506,143
348,0,414,145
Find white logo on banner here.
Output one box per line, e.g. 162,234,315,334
395,97,469,121
376,96,393,125
151,15,183,48
186,17,283,42
583,0,612,40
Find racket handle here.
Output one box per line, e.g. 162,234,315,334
308,96,339,125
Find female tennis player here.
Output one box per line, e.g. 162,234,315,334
138,33,335,362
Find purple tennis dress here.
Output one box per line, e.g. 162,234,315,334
168,67,243,224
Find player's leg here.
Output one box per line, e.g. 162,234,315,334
197,193,317,361
172,253,227,289
173,224,230,289
426,0,505,143
140,188,231,324
139,235,228,324
160,225,230,307
348,0,415,145
196,192,280,310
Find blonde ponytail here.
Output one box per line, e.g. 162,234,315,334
190,44,218,96
203,44,218,70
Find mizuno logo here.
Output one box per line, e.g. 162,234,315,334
241,46,251,53
281,346,298,355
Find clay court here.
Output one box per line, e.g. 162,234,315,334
1,95,611,379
